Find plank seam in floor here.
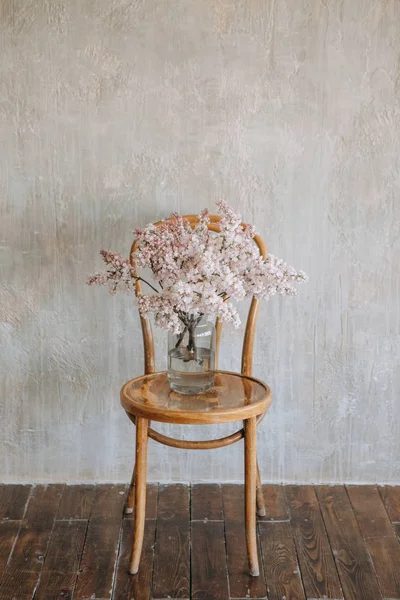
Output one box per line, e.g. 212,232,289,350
309,484,345,600
313,486,348,600
255,520,268,597
191,518,224,522
289,520,307,599
282,485,309,600
31,484,65,600
150,483,160,597
55,517,89,522
189,484,193,600
258,518,290,522
220,485,231,600
110,486,127,600
4,484,33,572
69,484,96,600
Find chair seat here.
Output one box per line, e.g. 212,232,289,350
120,370,272,425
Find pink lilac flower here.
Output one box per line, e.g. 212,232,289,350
87,201,308,331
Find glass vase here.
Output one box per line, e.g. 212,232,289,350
168,316,216,394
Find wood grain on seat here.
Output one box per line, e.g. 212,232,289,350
121,370,271,424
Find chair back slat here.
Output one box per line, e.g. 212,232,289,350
130,215,267,377
214,318,223,370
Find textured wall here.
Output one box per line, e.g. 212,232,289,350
1,0,399,483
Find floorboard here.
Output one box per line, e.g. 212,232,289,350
347,485,396,538
191,520,229,600
0,484,31,520
0,484,64,600
57,485,96,520
34,520,87,600
347,485,400,599
260,484,290,521
316,485,383,600
73,484,126,600
222,484,267,599
394,523,400,543
191,484,229,599
152,484,190,600
113,518,156,600
285,485,343,599
0,483,399,600
259,520,306,600
191,483,223,521
0,521,22,577
379,485,400,523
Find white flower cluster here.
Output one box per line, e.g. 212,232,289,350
88,201,308,333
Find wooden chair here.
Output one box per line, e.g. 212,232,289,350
120,214,272,577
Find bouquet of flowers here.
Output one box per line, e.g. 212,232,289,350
87,201,308,339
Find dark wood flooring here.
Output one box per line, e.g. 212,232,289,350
0,483,399,600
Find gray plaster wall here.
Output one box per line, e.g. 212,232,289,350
1,0,399,483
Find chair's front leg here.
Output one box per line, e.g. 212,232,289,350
129,417,149,575
245,416,260,576
125,418,152,516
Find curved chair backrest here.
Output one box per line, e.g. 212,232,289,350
130,214,267,377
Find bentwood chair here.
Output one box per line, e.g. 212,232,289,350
120,214,272,577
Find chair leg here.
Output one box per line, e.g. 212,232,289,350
129,417,149,575
125,464,136,515
244,416,260,577
256,461,266,517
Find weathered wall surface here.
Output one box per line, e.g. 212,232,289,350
1,0,399,483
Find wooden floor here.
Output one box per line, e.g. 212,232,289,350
0,484,400,600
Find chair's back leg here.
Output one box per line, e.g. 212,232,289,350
256,462,266,517
125,464,136,515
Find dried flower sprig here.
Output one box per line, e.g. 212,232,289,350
87,201,308,333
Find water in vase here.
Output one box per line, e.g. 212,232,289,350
168,346,215,394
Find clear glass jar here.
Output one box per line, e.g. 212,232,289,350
168,316,216,394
